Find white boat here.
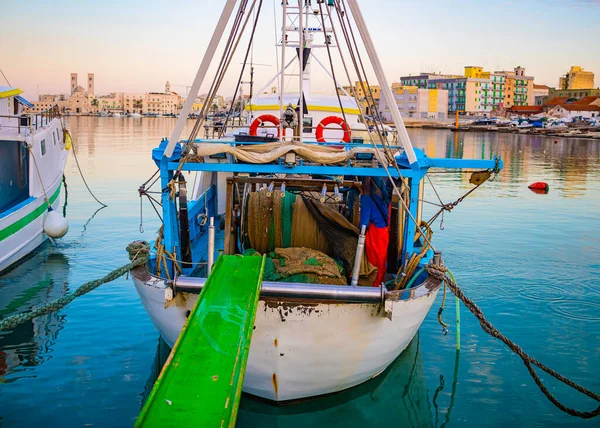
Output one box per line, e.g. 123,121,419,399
131,0,503,403
111,112,122,118
0,87,70,273
131,112,143,118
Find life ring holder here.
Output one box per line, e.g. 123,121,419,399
315,116,351,143
249,114,281,138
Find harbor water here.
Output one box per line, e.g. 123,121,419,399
1,117,599,427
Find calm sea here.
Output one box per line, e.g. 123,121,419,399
1,117,599,427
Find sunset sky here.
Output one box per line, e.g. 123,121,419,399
3,0,599,100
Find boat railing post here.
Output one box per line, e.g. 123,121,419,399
351,225,367,287
208,217,215,274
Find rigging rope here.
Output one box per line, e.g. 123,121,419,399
0,242,150,332
64,128,108,207
426,263,600,419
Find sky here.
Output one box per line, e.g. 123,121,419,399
2,0,599,100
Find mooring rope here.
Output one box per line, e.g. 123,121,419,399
0,242,150,332
64,128,108,208
426,263,600,419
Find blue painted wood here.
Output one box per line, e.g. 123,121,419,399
159,156,179,278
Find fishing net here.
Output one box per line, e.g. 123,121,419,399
246,188,296,253
244,248,346,285
244,189,377,285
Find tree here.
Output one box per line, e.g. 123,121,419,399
133,99,143,113
90,98,99,112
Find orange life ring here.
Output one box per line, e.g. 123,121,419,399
315,116,351,143
249,114,281,137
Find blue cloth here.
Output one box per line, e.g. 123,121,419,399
360,194,389,229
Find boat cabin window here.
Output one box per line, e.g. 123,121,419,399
303,116,313,134
52,131,57,146
0,141,29,214
40,139,46,156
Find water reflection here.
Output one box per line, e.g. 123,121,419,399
141,334,438,427
0,248,70,382
407,129,600,198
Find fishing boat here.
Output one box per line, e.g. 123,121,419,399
0,87,70,273
131,0,503,403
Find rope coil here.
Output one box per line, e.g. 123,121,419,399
426,263,600,419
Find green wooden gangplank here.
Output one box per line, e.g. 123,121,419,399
136,255,266,428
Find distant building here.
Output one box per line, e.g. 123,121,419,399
378,84,448,121
70,73,78,95
400,72,487,114
533,84,549,106
338,81,381,116
506,105,543,116
87,73,95,97
547,104,600,119
546,87,600,102
559,66,594,90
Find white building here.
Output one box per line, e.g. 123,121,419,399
379,85,448,121
547,104,600,119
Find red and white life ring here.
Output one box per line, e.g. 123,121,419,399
249,114,281,138
315,116,351,143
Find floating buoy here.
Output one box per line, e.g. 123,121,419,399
44,208,69,238
554,140,558,144
528,182,549,194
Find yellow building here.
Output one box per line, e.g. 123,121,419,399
559,66,595,90
338,81,381,115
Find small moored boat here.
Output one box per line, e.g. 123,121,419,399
0,87,70,273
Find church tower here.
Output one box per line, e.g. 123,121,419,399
165,80,171,94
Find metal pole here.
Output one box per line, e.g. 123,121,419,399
208,217,215,274
351,225,367,287
279,0,287,141
174,277,385,304
298,0,304,144
165,0,238,157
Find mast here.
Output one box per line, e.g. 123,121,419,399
344,0,419,168
164,0,238,158
298,0,304,143
279,0,287,141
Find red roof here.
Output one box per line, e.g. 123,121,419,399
552,104,600,112
572,96,599,106
544,97,570,106
507,106,543,113
533,84,549,90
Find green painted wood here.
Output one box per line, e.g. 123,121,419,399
136,255,266,428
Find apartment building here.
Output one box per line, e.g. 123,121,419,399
559,66,595,90
378,84,448,121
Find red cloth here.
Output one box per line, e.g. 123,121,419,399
365,223,389,286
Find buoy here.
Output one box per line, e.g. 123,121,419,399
554,140,558,144
528,182,549,193
44,208,69,238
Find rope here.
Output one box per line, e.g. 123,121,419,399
27,146,51,208
394,221,432,290
0,242,150,332
425,263,600,419
65,128,107,207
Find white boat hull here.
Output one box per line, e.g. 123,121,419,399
1,117,68,273
0,178,62,273
131,267,440,401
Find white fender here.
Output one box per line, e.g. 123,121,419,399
43,208,69,238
